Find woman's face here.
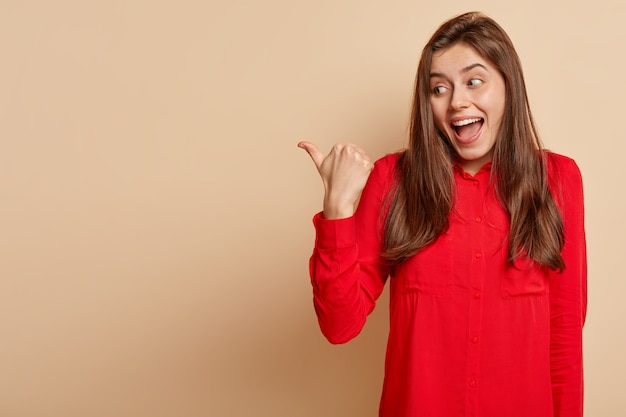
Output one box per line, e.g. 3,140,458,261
429,43,506,175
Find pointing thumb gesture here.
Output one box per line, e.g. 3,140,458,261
297,141,325,171
297,141,373,219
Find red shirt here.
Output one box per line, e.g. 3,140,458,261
309,152,586,417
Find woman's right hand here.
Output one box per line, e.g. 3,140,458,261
298,141,374,219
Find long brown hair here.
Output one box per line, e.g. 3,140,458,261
383,12,565,270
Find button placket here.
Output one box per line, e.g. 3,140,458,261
464,172,486,415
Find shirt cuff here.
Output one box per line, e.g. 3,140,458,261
312,212,357,249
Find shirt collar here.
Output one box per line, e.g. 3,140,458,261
452,160,493,179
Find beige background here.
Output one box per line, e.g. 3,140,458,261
0,0,623,416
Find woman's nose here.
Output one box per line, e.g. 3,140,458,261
450,88,470,110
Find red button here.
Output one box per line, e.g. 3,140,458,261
474,292,481,299
472,336,479,344
469,380,477,387
475,253,482,258
475,217,482,223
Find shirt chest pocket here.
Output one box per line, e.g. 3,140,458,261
485,208,550,297
501,256,550,297
396,232,455,298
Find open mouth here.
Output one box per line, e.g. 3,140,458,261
451,117,484,143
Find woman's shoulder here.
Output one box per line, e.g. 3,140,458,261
366,151,403,190
375,151,402,166
544,151,584,208
545,151,583,182
373,151,406,175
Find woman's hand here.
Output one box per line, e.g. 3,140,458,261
298,141,374,219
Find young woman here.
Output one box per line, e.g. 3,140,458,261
298,11,586,417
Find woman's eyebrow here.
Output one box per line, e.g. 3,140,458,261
430,63,488,79
461,63,488,73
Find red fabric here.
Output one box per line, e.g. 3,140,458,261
309,152,586,417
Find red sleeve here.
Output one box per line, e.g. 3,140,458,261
547,154,587,417
308,154,396,344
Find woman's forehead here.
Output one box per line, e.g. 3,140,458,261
430,44,493,74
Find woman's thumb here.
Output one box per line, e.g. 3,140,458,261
297,141,324,169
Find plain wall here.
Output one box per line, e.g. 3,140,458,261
0,0,623,416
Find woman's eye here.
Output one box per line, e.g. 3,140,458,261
468,78,483,87
433,86,446,95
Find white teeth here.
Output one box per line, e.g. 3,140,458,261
452,117,482,127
